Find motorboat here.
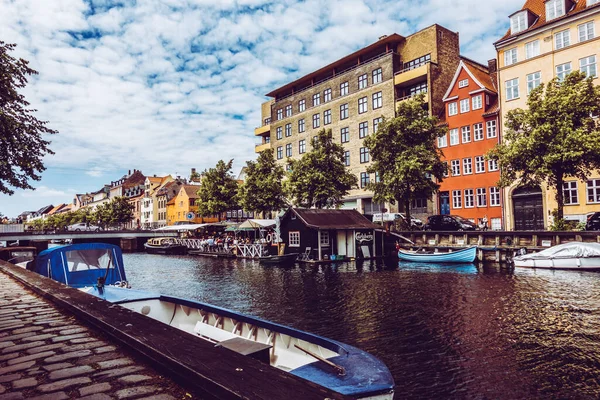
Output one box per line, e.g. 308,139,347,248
398,246,477,263
512,242,600,270
28,243,395,399
144,237,188,255
0,246,37,266
259,253,299,265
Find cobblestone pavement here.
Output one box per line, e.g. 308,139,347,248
0,273,197,400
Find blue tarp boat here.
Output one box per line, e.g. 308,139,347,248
31,243,394,399
398,246,477,263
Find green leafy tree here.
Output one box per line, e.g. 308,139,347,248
93,197,134,229
488,71,600,222
238,149,286,217
196,160,239,221
1,41,57,195
285,129,358,208
364,94,447,225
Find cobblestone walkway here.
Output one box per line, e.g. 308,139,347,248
0,273,196,400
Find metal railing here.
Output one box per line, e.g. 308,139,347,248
396,90,428,102
394,60,431,76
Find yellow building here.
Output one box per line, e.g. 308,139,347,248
495,0,600,230
171,185,220,225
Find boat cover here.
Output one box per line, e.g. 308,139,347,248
33,243,126,287
515,242,600,260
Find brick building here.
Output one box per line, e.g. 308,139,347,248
255,24,461,219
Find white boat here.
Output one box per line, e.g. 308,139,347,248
513,242,600,270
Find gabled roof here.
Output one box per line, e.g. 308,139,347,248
442,58,496,101
147,176,164,184
47,204,66,215
183,185,199,199
122,170,146,189
287,208,379,230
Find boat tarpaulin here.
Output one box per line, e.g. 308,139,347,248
516,242,600,260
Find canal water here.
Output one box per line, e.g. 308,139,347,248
123,254,600,399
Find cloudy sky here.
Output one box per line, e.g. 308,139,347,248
0,0,523,217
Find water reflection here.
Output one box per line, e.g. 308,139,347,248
123,254,600,399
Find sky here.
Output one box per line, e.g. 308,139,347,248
0,0,524,217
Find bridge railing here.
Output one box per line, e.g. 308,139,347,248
0,224,24,233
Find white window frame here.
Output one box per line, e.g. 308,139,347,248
452,190,462,209
504,48,518,66
476,188,487,207
464,189,475,208
527,71,542,94
510,11,528,34
474,123,484,141
458,79,469,88
580,55,597,78
546,0,565,21
578,21,595,42
461,126,471,143
463,158,473,175
472,95,482,110
486,120,497,138
490,187,501,207
460,98,470,113
556,62,572,80
554,29,570,50
448,102,458,116
525,40,540,59
563,181,579,205
475,156,485,173
438,134,448,148
451,160,461,176
505,78,519,101
587,179,600,203
488,159,499,171
450,128,459,145
289,231,300,247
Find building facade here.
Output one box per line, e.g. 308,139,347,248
496,0,600,229
255,25,461,219
438,58,503,229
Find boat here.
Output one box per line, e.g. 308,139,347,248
28,243,395,399
0,246,37,267
144,237,188,255
512,242,600,270
259,253,299,265
398,246,477,263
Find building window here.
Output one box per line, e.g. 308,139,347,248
525,40,540,59
358,97,368,114
556,62,572,80
285,105,292,117
505,78,519,100
359,121,368,138
285,123,292,137
340,103,349,120
324,88,332,102
324,109,332,125
409,82,428,96
285,143,292,157
510,11,527,34
298,118,305,133
490,187,501,206
448,102,458,116
588,179,600,203
286,164,292,172
341,127,349,143
289,231,300,247
372,91,382,109
452,190,462,208
476,188,487,207
358,74,368,89
460,98,470,113
360,172,370,188
375,171,380,183
491,218,502,230
344,151,350,166
472,95,482,110
464,189,474,208
504,48,517,66
438,133,448,148
451,160,460,176
313,93,321,107
450,128,459,145
580,55,597,78
404,54,431,70
277,146,283,159
277,109,283,120
488,159,499,171
555,29,570,50
459,79,469,88
360,147,370,163
473,123,484,141
320,231,330,247
463,158,473,175
527,71,542,94
461,126,471,143
373,117,382,133
546,0,565,21
475,156,485,173
486,120,497,139
579,21,595,42
299,99,306,112
372,68,382,84
299,139,306,154
313,113,320,128
340,81,349,96
564,181,578,205
276,126,283,140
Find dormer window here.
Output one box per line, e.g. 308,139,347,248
546,0,565,21
458,79,469,88
511,11,528,34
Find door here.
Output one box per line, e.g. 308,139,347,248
513,187,544,230
337,231,347,256
440,192,450,215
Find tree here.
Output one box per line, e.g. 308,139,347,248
285,129,358,208
94,197,134,229
1,41,57,195
238,149,286,217
196,160,239,221
487,72,600,222
364,94,447,226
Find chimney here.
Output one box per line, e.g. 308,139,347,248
487,59,497,73
379,35,387,40
128,169,131,175
191,168,196,175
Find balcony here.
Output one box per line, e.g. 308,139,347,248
396,91,430,110
255,142,271,153
394,61,430,87
254,123,271,136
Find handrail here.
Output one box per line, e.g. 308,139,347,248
396,90,428,102
394,60,431,76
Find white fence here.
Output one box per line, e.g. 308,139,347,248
0,224,24,233
173,239,267,258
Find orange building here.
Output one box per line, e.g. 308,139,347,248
438,58,503,230
171,185,219,225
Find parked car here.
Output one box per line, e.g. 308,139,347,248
66,223,101,232
586,212,600,231
372,212,423,229
424,215,477,231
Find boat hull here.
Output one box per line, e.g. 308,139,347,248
144,243,188,255
514,257,600,270
259,253,299,265
398,246,477,263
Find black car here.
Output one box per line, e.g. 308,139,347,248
586,212,600,231
424,215,478,231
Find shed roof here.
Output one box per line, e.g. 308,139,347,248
289,208,379,230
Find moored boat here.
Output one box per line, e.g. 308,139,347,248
259,253,299,265
398,246,477,263
0,246,37,267
144,237,187,255
513,242,600,270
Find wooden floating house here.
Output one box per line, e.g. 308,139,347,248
279,208,384,262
